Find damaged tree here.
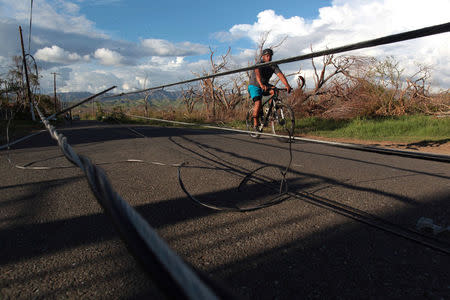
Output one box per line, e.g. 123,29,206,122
195,47,247,120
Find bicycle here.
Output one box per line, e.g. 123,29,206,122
245,87,295,142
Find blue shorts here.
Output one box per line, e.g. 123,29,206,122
248,84,272,101
248,85,262,101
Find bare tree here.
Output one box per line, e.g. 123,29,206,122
406,64,431,99
255,31,288,62
7,56,25,104
196,47,231,120
215,74,247,112
181,85,200,114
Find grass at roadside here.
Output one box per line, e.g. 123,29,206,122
5,113,447,146
295,115,450,142
121,114,449,143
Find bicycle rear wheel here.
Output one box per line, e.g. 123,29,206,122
245,107,262,138
270,103,295,142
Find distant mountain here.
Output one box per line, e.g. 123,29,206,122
57,90,182,103
57,92,92,102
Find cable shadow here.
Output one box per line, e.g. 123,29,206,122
2,125,448,298
171,135,424,206
2,130,440,265
3,191,448,299
171,135,448,239
405,138,450,149
3,121,224,150
205,194,450,300
19,154,65,167
221,133,450,180
0,182,300,266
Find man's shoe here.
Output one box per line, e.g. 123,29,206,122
257,123,264,132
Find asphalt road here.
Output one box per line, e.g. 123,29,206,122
1,120,449,299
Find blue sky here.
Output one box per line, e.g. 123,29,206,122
79,1,331,43
0,0,449,93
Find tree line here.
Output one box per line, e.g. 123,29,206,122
1,44,449,122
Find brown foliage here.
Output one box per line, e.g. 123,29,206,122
287,55,449,119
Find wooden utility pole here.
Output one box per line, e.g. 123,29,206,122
51,72,59,113
19,25,35,121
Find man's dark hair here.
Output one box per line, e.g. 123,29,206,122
262,48,273,56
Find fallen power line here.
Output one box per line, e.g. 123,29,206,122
105,22,450,98
6,21,449,299
127,114,450,163
31,102,236,300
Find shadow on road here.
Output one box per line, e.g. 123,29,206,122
1,124,449,299
1,184,448,299
2,121,222,150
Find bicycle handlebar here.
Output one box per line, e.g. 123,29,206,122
270,87,290,93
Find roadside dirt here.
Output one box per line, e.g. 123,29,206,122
303,136,450,155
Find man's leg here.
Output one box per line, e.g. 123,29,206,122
248,85,263,127
253,97,262,127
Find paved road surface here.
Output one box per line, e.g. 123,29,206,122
1,121,449,299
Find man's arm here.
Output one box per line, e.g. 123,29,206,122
255,68,268,91
276,72,292,93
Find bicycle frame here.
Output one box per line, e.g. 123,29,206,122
259,88,284,127
245,87,294,141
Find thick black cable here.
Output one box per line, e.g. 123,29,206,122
32,103,232,300
292,191,450,255
104,111,293,212
167,120,449,254
28,0,33,53
46,86,116,120
177,130,294,212
128,113,450,163
104,22,450,98
178,163,290,212
8,17,448,297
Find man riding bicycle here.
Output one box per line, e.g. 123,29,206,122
248,48,292,129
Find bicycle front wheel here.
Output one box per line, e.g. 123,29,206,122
270,103,295,142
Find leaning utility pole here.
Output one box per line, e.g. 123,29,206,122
51,72,59,113
19,25,35,121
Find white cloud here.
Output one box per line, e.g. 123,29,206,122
34,45,87,63
229,10,308,44
141,39,209,57
225,1,450,89
0,0,107,38
142,56,185,69
4,0,449,93
94,48,123,66
56,68,122,93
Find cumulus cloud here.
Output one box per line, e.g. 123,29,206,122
56,68,123,93
140,39,209,57
3,0,449,93
0,0,107,38
35,45,88,64
94,48,124,66
224,0,450,88
225,10,308,44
